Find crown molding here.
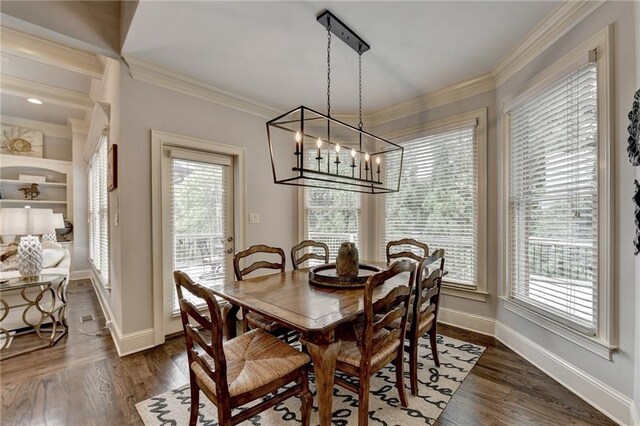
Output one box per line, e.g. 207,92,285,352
66,117,90,135
492,0,605,87
369,73,495,126
0,74,94,111
0,115,71,139
124,56,281,119
0,26,103,79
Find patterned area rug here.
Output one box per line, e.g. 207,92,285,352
136,334,485,425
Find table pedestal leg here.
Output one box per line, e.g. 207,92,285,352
222,303,239,340
304,339,340,426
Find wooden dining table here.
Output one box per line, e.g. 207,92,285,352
210,260,408,426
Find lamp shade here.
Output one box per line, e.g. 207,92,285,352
0,208,55,236
52,213,65,229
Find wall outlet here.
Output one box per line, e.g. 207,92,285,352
249,213,260,224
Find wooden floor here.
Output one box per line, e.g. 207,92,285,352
1,280,614,426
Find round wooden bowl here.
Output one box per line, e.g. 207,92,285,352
308,263,382,289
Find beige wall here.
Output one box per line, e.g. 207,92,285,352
494,0,636,397
115,67,297,334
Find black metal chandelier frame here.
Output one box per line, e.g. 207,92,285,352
266,10,404,194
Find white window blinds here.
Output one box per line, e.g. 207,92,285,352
305,187,361,259
88,135,109,285
381,125,478,286
383,125,479,286
170,153,230,311
508,62,598,334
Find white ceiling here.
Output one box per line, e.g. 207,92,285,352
1,93,86,125
122,1,557,113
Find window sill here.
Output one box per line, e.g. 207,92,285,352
500,296,617,360
441,283,488,302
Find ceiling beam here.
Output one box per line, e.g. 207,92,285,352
0,74,94,111
0,26,103,79
0,115,71,139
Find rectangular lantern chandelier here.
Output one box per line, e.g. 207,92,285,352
266,10,404,194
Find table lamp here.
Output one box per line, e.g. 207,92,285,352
0,207,55,276
42,213,66,243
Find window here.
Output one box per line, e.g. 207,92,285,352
88,135,109,285
303,187,361,259
507,61,599,334
382,113,484,289
168,150,233,313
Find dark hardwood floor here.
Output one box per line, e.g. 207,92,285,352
1,280,615,425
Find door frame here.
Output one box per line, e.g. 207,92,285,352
151,129,247,345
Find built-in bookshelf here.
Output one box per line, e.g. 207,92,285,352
0,155,74,240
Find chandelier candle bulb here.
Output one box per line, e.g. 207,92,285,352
376,156,381,181
294,131,302,169
350,149,357,177
364,153,370,180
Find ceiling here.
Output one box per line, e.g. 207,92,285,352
122,1,557,114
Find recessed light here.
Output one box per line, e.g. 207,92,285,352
27,98,43,105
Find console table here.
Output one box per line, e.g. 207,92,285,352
0,274,68,360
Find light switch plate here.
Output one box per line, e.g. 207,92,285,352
249,213,260,224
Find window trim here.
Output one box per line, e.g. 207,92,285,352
376,108,488,301
501,25,614,356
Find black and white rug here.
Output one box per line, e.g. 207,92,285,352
136,334,485,425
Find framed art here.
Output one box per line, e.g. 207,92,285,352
0,125,44,157
635,180,640,255
108,144,118,191
627,89,640,166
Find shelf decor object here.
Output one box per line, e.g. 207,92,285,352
0,207,55,276
308,263,382,288
266,10,404,194
42,213,66,243
0,125,43,158
628,88,640,166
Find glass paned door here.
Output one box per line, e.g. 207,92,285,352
163,147,234,334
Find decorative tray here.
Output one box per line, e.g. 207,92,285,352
308,263,382,289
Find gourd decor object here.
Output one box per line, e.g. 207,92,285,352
336,242,359,277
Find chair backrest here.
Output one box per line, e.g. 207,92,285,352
386,238,429,263
173,270,230,399
412,249,445,334
233,244,286,281
361,259,415,369
291,240,330,270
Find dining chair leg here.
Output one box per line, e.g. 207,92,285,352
394,352,409,407
188,379,200,426
241,307,249,333
409,336,419,396
358,375,371,426
300,369,313,426
429,327,440,367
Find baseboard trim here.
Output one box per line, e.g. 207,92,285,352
631,401,640,426
69,269,91,280
89,277,157,357
116,328,157,357
438,307,496,336
495,322,632,426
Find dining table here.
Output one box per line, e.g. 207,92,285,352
210,260,408,426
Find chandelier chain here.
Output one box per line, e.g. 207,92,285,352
327,24,331,117
358,50,363,129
